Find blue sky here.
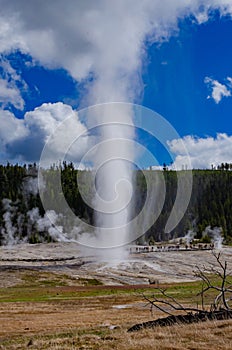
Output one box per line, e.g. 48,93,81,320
0,2,232,169
139,12,232,166
143,11,232,137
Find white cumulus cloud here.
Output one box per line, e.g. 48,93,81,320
0,102,88,163
205,77,231,104
0,56,28,110
168,133,232,169
0,78,24,110
0,1,231,84
0,1,232,164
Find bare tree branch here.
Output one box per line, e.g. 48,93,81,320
142,250,232,318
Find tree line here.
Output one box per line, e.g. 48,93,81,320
0,162,232,245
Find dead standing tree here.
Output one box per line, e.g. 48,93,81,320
195,250,232,312
128,251,232,332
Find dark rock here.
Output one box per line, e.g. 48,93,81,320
27,339,33,347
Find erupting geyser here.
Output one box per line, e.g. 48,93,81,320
89,104,135,258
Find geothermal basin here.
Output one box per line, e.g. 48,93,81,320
1,242,232,286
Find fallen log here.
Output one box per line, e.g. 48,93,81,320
127,309,232,332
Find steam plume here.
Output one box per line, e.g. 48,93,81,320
203,226,223,250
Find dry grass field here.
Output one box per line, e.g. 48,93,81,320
0,267,232,349
1,244,232,349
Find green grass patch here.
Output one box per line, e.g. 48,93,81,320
77,277,103,286
0,285,136,302
19,270,73,287
0,271,230,304
0,283,196,303
141,274,232,309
